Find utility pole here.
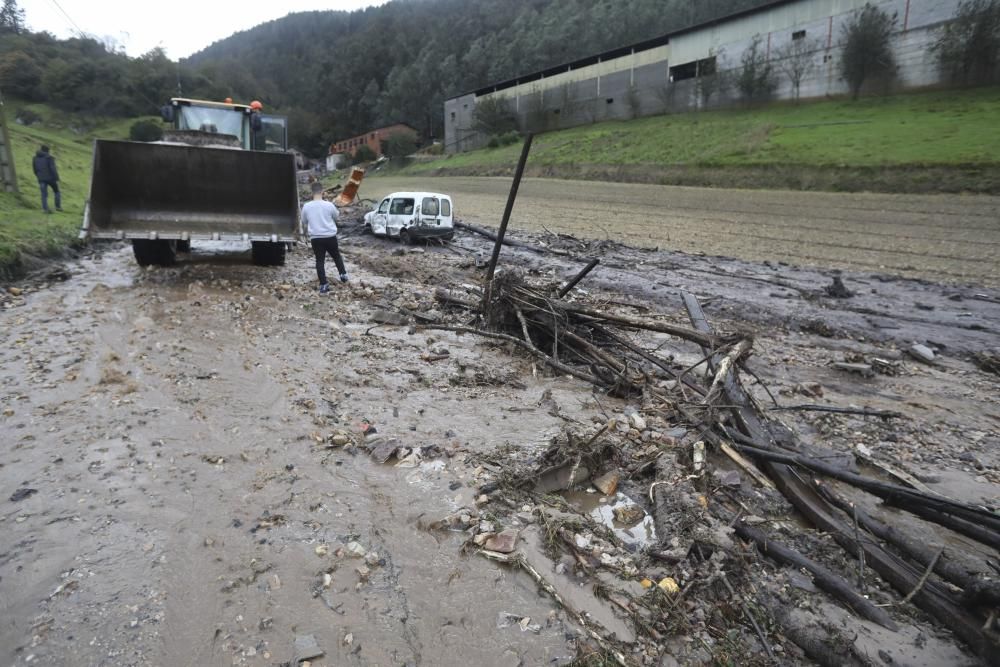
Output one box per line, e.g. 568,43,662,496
0,88,19,193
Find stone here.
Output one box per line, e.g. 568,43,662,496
346,541,366,558
293,634,324,663
330,433,350,447
484,529,518,554
7,287,22,296
907,343,936,364
628,413,647,431
370,309,408,326
592,470,620,496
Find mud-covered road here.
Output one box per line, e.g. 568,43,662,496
2,211,999,666
370,176,1000,286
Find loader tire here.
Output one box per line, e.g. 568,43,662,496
176,240,191,253
133,240,176,267
252,241,286,266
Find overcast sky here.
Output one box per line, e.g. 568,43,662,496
21,0,390,59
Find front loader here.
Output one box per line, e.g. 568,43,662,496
80,98,298,266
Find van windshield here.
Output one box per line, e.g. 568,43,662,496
390,198,414,215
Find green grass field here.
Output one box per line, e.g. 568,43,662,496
406,87,1000,174
0,101,153,277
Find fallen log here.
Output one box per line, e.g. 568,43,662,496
734,522,898,630
683,291,1000,665
758,592,876,667
814,480,1000,602
732,443,1000,545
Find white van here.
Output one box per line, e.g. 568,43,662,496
363,192,454,243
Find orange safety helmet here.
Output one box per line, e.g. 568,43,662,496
249,100,263,111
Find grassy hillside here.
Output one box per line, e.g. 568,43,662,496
0,102,153,278
404,88,1000,191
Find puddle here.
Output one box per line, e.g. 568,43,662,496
562,489,656,549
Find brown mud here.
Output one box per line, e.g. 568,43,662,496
1,204,998,666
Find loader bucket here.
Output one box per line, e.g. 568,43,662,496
85,140,299,241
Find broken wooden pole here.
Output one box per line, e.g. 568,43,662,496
483,133,533,285
735,522,898,630
557,258,600,298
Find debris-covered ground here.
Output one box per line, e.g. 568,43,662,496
1,207,998,666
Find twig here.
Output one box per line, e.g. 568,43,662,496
852,503,866,594
720,575,775,662
770,404,904,419
900,548,944,605
719,441,776,490
479,550,634,667
416,323,604,386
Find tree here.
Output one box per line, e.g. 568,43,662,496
382,132,417,159
840,3,897,99
933,0,1000,85
0,50,43,99
472,96,517,135
695,48,728,108
352,144,376,164
736,34,777,103
775,37,819,100
129,120,164,142
0,0,25,34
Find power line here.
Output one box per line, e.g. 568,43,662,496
46,0,87,37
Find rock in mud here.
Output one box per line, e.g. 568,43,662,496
293,634,324,662
370,309,408,326
907,343,936,364
592,470,620,496
484,529,519,554
9,487,38,502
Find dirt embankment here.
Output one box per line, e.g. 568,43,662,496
1,211,998,666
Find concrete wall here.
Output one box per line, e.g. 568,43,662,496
445,0,962,152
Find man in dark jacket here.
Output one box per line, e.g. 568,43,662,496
32,145,61,213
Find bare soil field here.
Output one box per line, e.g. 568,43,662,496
1,206,998,666
369,176,1000,287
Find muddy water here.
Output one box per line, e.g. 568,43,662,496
0,243,602,666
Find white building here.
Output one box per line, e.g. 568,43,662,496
444,0,962,153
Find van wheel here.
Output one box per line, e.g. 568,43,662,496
252,241,286,266
399,229,412,246
133,240,176,267
443,232,455,241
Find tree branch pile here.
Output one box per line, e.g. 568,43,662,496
428,272,1000,666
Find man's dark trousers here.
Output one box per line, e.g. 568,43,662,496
311,235,346,284
40,181,61,212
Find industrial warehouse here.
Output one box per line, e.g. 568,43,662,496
445,0,961,152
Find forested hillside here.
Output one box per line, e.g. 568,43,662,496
1,0,767,155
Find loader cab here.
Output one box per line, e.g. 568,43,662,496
161,98,288,152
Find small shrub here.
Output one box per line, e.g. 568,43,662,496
500,131,521,146
129,119,163,142
487,135,500,149
15,108,40,125
353,144,376,164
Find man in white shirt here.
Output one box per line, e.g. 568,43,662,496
301,181,349,293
